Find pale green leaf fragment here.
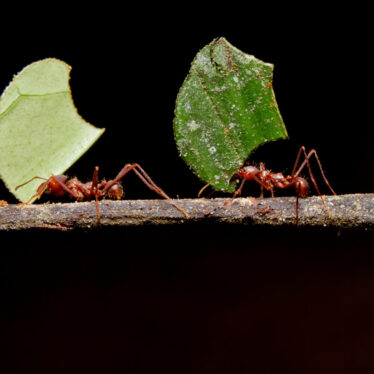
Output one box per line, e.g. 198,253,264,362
174,38,288,192
0,58,105,202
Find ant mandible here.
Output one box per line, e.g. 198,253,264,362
16,163,190,224
198,146,336,223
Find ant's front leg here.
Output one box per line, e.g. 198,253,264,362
224,177,247,205
15,176,50,204
90,166,99,199
21,181,50,204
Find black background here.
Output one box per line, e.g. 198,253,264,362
1,5,374,373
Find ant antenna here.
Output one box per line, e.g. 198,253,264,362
198,167,240,198
15,176,48,191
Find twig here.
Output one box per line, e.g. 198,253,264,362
0,194,373,231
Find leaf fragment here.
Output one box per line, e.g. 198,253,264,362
174,38,288,192
0,58,105,202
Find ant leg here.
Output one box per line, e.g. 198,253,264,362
20,176,79,205
198,167,240,198
89,166,101,225
131,164,190,219
103,163,190,219
291,146,304,177
21,189,48,205
224,177,247,205
16,178,50,205
51,178,81,199
15,177,49,204
296,194,299,225
294,147,336,195
226,173,270,205
260,185,264,198
102,164,137,194
198,182,213,198
90,166,99,197
293,147,335,217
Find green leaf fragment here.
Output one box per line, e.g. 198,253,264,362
174,37,288,192
0,58,105,202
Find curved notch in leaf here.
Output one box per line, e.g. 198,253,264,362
0,58,105,202
174,38,288,192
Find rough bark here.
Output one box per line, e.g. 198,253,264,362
0,194,373,231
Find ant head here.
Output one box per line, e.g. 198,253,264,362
296,177,309,198
230,166,260,182
43,175,68,196
107,182,124,200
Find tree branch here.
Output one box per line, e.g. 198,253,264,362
0,194,373,231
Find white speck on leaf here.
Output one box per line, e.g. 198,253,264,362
187,120,200,131
209,146,217,154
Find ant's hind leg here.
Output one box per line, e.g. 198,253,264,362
102,164,137,194
102,163,189,219
294,147,336,217
291,146,305,177
306,149,336,195
294,147,336,195
131,164,190,219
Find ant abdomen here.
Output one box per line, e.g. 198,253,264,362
106,183,124,200
295,177,309,198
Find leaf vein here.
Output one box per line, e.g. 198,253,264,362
191,66,242,165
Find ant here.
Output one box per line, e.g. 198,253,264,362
198,146,336,223
16,163,190,224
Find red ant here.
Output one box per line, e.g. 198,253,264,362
16,163,190,224
198,146,336,223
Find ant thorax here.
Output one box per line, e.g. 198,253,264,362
268,172,287,189
66,178,86,201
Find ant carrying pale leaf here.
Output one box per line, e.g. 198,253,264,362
16,163,190,225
